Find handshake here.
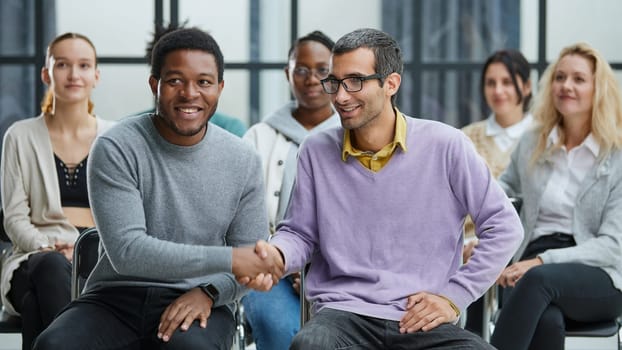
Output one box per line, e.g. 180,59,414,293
232,240,285,291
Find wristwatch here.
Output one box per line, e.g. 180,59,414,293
201,284,220,304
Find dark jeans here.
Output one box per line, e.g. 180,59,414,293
290,308,494,350
32,286,235,350
490,234,622,350
8,251,71,350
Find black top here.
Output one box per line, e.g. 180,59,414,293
54,154,89,208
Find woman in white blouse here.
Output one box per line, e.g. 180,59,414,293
491,42,622,350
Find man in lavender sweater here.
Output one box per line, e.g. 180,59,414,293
257,28,523,349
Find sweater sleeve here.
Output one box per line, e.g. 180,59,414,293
88,135,240,280
1,128,49,251
223,151,270,246
439,133,524,310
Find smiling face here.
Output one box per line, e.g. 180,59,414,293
552,54,595,122
42,38,99,107
483,62,530,122
286,40,332,112
329,48,397,131
149,49,224,146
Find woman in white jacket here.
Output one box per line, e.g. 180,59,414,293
242,30,340,350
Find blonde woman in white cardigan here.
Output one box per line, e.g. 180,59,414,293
0,32,113,350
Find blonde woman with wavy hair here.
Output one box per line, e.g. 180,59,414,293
491,42,622,350
531,42,622,163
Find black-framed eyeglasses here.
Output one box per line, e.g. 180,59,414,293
320,74,385,94
292,66,330,80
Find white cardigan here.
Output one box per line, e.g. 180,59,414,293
243,102,340,233
243,123,292,232
0,115,114,315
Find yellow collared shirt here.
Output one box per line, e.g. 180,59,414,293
341,109,408,172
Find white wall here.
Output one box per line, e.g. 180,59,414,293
56,0,155,120
55,0,381,124
55,0,622,123
521,0,622,63
547,0,622,61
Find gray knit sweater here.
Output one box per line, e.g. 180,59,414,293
85,114,268,307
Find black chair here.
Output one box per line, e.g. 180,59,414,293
299,264,312,327
71,227,100,300
0,210,9,243
0,210,22,339
70,228,252,350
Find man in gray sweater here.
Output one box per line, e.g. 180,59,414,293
34,28,280,350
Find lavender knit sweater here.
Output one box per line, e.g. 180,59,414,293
271,116,523,321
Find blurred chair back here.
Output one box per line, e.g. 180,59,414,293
0,210,10,243
0,210,22,340
300,264,311,327
71,227,100,300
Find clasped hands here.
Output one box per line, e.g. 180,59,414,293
39,241,74,262
497,257,542,287
157,240,284,342
232,240,285,291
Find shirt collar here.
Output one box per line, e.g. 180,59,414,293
341,108,408,161
547,125,600,157
583,133,600,157
485,113,534,139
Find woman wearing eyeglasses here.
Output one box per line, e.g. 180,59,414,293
241,30,339,350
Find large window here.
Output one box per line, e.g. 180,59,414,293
1,0,621,138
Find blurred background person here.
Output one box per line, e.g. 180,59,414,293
0,32,113,350
491,42,622,350
241,30,339,350
461,49,534,335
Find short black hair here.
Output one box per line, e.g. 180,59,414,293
145,21,188,65
287,30,335,59
480,49,532,112
150,27,224,82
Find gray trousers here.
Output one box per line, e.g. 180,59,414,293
291,307,495,350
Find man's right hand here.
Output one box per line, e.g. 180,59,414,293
232,240,284,290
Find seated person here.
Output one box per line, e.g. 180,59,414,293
33,27,278,350
461,49,534,335
251,28,523,350
0,32,113,350
242,30,339,350
490,42,622,350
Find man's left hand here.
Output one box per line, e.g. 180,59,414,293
157,288,213,342
399,292,458,333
